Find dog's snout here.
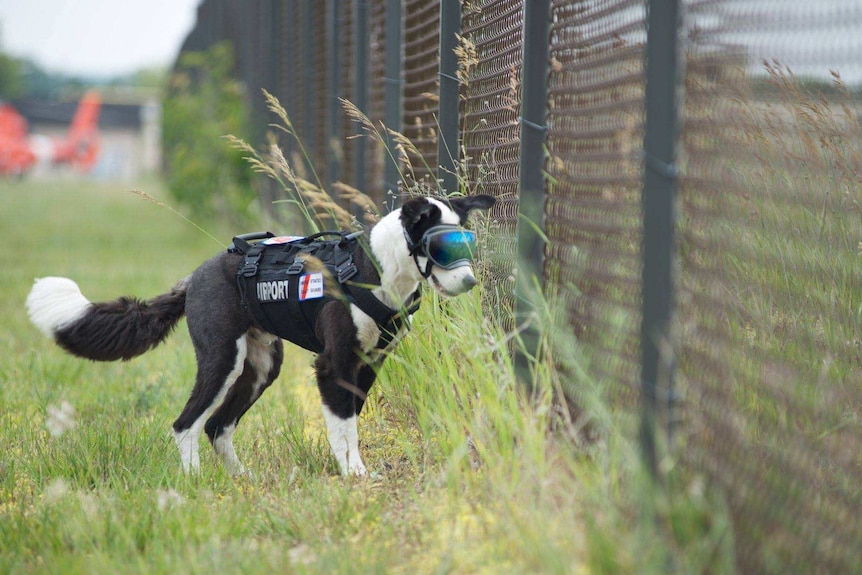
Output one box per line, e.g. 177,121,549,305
461,274,477,291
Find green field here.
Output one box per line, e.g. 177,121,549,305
0,177,732,574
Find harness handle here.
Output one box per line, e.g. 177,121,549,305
229,231,275,255
234,231,276,242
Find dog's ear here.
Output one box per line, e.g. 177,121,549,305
400,197,439,230
448,194,496,224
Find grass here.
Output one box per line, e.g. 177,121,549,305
0,176,734,573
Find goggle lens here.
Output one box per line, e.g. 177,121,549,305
424,227,477,269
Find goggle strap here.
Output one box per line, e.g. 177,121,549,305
403,228,421,255
413,252,434,278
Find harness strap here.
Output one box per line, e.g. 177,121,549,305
380,290,422,347
236,243,284,337
341,282,400,325
404,228,434,279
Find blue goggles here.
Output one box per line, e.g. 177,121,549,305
416,225,477,269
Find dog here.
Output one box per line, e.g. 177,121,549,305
26,194,495,476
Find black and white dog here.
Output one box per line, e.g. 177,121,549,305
26,194,494,476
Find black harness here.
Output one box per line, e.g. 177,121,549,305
229,231,421,354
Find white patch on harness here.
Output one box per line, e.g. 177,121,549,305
262,235,303,245
257,280,290,302
298,272,324,301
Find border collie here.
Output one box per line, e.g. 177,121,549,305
26,194,495,476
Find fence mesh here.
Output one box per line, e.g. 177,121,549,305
545,0,645,404
336,0,355,186
174,1,862,571
278,1,300,162
402,0,441,190
366,0,388,207
460,0,523,298
679,2,862,572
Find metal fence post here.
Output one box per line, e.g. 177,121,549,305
327,0,342,186
514,0,551,385
437,0,461,196
641,0,681,477
283,3,296,166
262,0,282,213
383,0,403,211
353,0,369,193
303,1,317,174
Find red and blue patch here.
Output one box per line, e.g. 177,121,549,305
298,272,324,301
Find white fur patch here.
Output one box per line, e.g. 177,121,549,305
174,335,248,473
369,209,424,302
212,423,246,476
350,305,382,354
426,197,461,225
429,265,477,297
322,405,366,476
26,277,92,337
246,328,276,397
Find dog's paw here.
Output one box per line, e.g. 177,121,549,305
348,459,368,477
232,466,255,480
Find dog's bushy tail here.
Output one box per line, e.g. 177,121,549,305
26,276,189,361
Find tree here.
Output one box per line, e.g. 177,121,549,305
162,41,257,223
0,52,23,100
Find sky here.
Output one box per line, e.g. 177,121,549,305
0,0,201,77
0,0,859,84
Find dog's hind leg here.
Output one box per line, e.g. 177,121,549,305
204,329,283,476
172,334,248,473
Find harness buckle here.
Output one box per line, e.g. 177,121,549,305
337,262,358,283
241,253,262,277
286,257,305,275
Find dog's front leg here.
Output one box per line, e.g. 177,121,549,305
314,350,368,476
321,405,366,476
313,302,372,477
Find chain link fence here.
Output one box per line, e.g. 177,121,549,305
680,2,862,571
544,0,645,408
174,1,861,571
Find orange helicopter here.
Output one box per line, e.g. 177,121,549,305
0,90,101,177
